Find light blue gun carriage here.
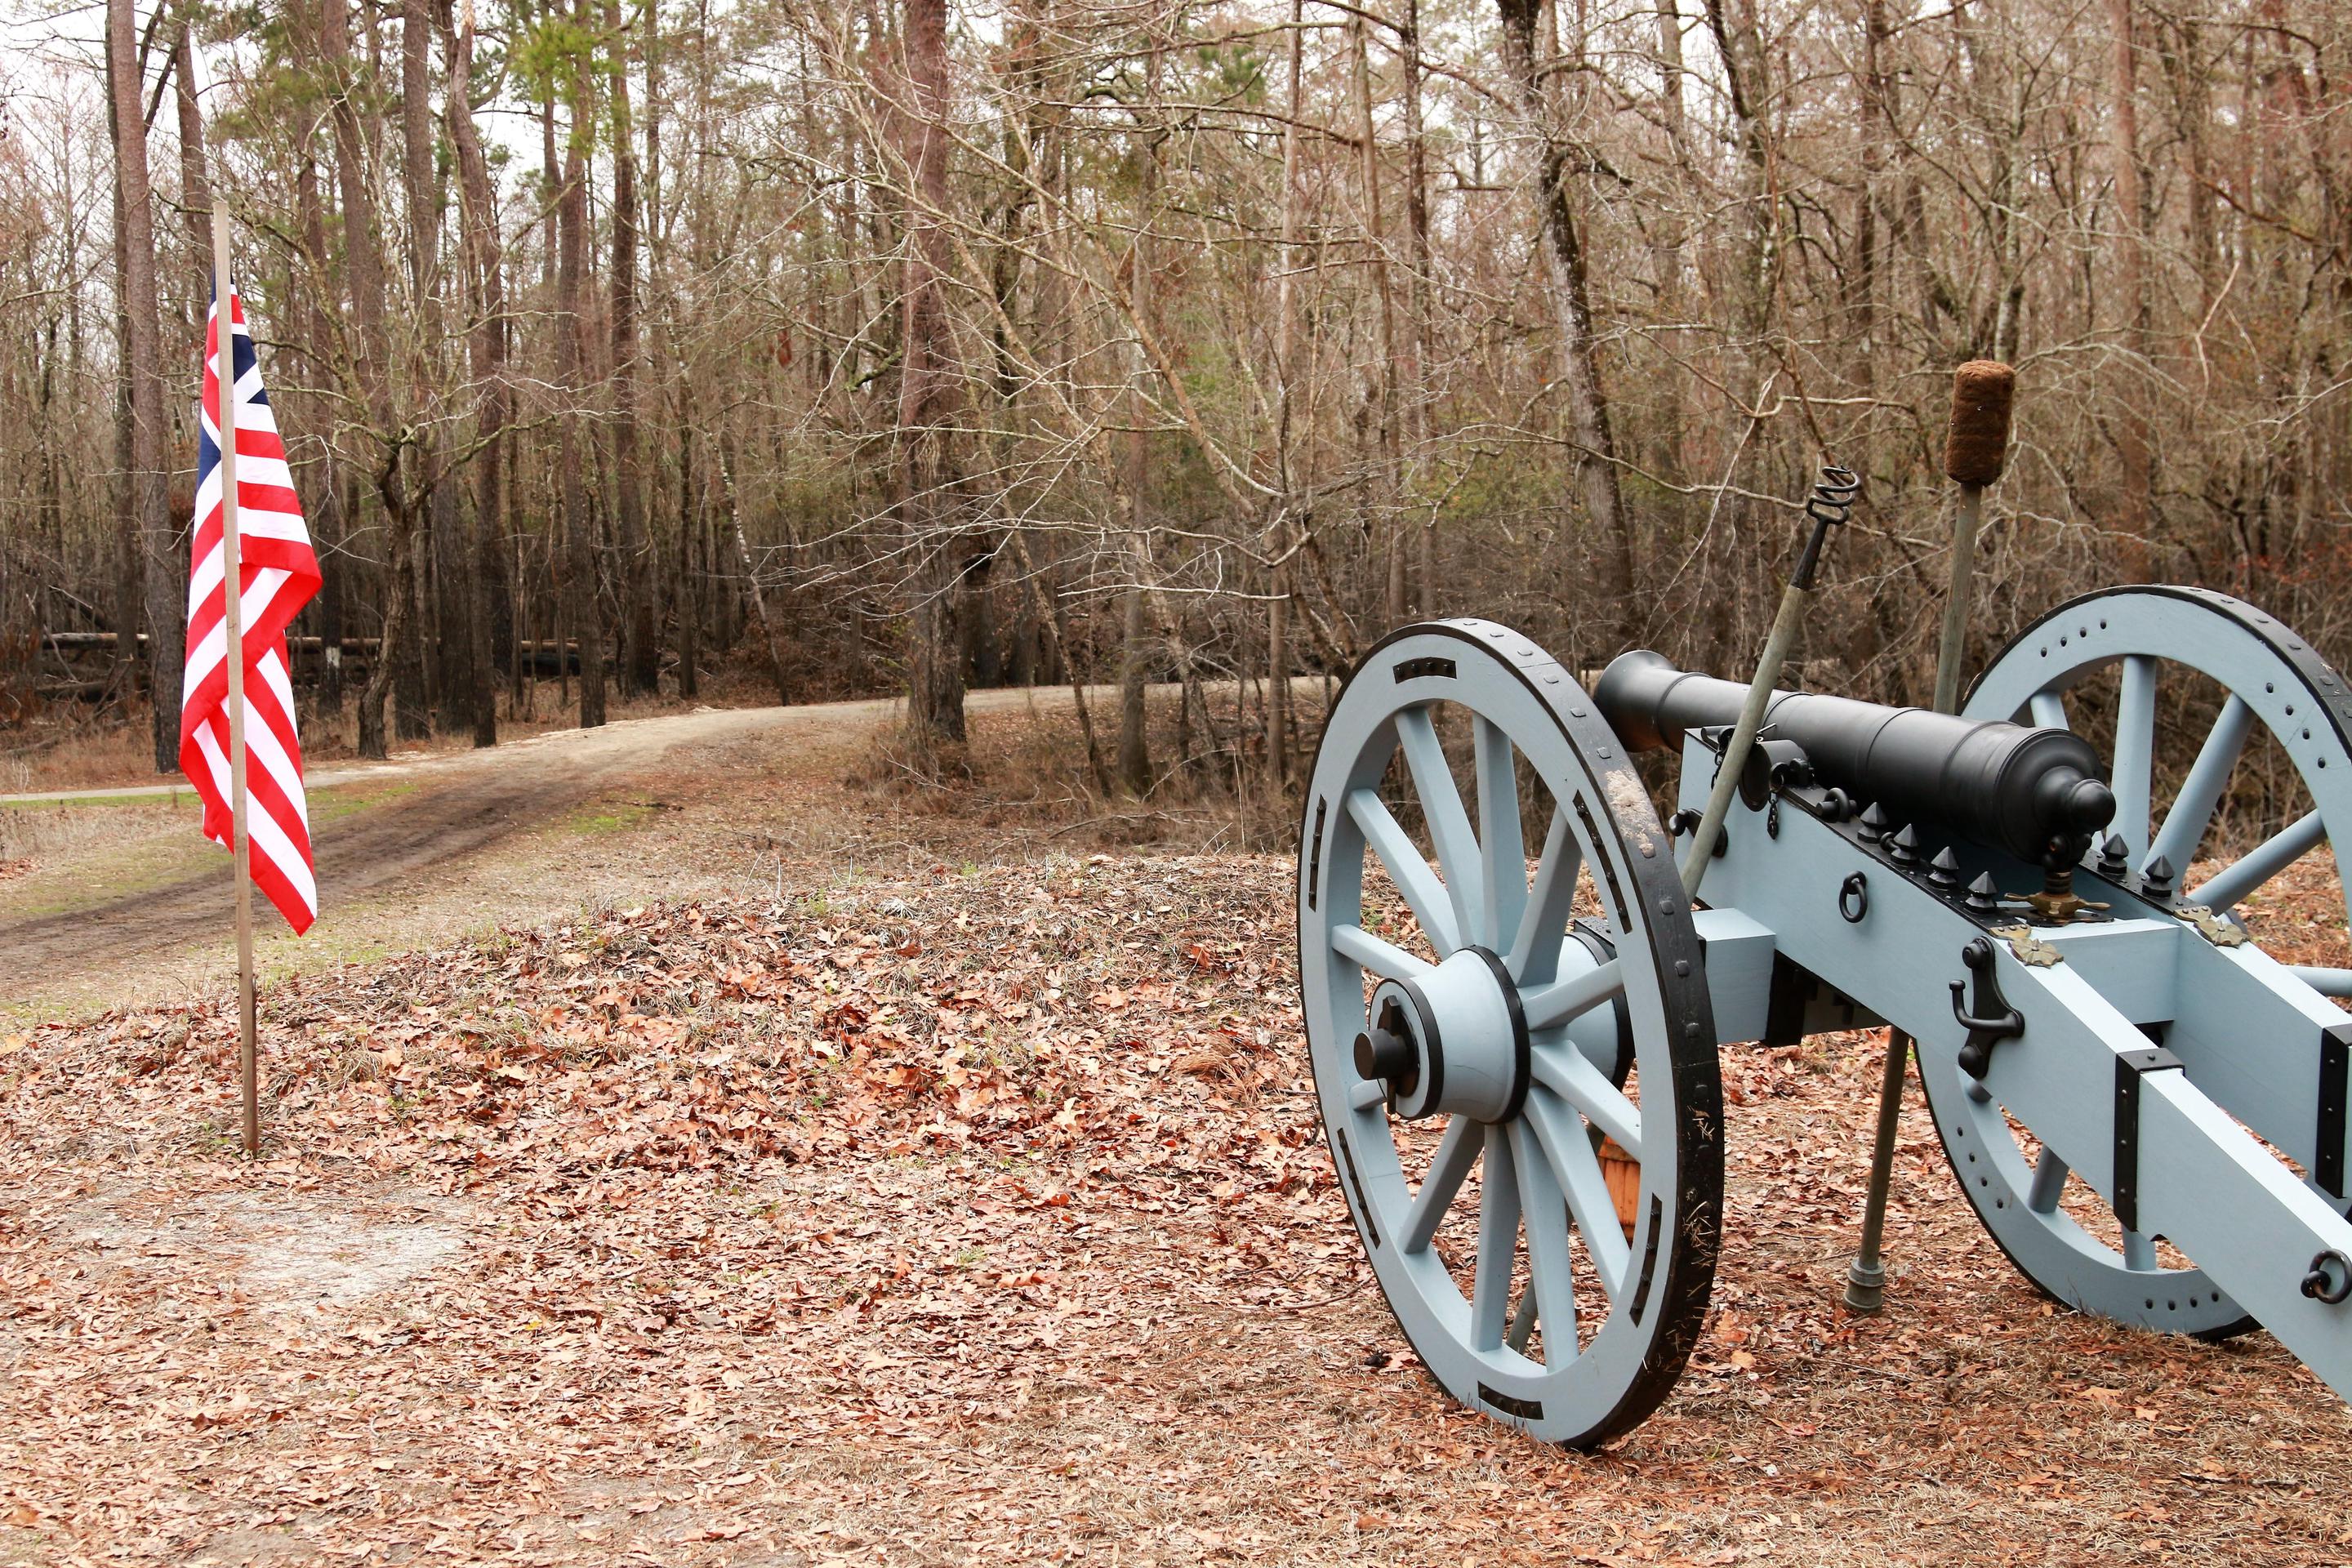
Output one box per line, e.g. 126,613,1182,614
1295,588,2352,1446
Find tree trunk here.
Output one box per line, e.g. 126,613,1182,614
605,0,657,697
1399,0,1434,617
553,38,608,728
102,32,143,711
676,417,701,698
107,0,177,773
403,0,470,741
1115,43,1164,790
1266,0,1305,786
718,419,789,704
296,150,347,713
1348,9,1405,629
444,0,501,745
2109,0,2153,576
324,0,418,760
898,0,966,749
1855,0,1888,372
1116,563,1151,795
1494,0,1634,664
172,24,211,285
649,0,693,700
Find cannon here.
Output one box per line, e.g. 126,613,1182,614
1296,532,2352,1439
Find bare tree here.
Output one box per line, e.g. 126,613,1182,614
443,0,501,745
898,0,967,751
105,0,178,772
1494,0,1635,662
607,0,658,697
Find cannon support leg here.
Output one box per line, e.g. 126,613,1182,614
1842,1029,1911,1313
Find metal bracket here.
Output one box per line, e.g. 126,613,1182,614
1949,938,2026,1078
2114,1046,2185,1233
2319,1025,2351,1200
1987,924,2064,967
2175,902,2252,949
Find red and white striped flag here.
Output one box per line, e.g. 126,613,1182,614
180,285,323,934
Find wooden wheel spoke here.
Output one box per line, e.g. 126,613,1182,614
1330,922,1434,982
1470,1125,1521,1352
2290,967,2352,999
1526,1089,1631,1301
1508,1120,1578,1356
2144,694,2253,877
1399,1116,1480,1255
1521,959,1625,1036
1473,716,1528,959
1347,788,1463,955
1395,708,1484,947
1504,1282,1539,1352
2189,808,2325,914
2111,655,2158,861
1508,808,1581,985
2029,691,2069,731
1529,1033,1641,1152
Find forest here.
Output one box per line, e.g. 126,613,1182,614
2,0,2349,789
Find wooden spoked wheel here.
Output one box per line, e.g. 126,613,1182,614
1296,620,1721,1446
1934,586,2352,1335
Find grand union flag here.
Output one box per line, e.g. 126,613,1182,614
180,286,322,933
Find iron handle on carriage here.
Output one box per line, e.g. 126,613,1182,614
1949,937,2024,1079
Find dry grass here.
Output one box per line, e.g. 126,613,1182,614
846,680,1334,856
0,711,162,795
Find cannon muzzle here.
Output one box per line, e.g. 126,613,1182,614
1594,650,2114,865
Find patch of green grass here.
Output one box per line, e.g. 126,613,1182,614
263,925,395,978
0,789,203,813
2,779,417,924
561,798,657,836
309,780,420,822
3,836,221,920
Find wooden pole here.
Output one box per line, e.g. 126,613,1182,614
210,189,258,1158
1931,483,1985,717
1842,363,2016,1314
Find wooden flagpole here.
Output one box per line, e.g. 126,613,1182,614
209,180,257,1158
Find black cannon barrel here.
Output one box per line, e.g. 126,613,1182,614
1594,650,2115,864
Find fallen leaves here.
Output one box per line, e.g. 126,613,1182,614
0,844,2348,1565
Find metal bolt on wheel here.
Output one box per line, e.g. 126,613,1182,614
1296,621,1721,1446
1937,586,2352,1337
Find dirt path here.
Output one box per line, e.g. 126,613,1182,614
0,686,1094,1020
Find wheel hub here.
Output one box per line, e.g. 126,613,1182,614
1354,947,1530,1123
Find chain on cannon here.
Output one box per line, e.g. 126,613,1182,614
1293,368,2352,1446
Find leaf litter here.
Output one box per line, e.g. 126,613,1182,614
1,845,2349,1565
